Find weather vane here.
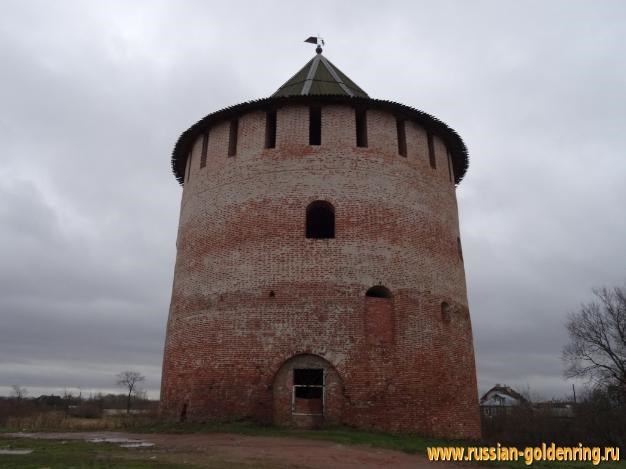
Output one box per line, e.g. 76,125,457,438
304,35,325,54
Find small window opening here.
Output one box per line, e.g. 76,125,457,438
396,118,407,157
186,151,193,182
200,133,209,168
269,290,275,298
355,109,368,147
442,302,452,322
180,402,188,422
265,110,276,149
309,107,321,145
366,285,392,299
428,131,436,168
306,200,335,239
446,148,453,182
294,369,323,399
228,119,238,156
457,237,463,261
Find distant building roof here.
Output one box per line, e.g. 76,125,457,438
272,51,369,98
480,385,529,406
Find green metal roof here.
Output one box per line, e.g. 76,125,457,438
272,52,368,98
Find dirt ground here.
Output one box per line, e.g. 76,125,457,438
7,431,463,468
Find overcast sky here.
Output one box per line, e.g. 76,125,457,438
1,0,625,401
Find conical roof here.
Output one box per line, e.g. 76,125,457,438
272,52,368,98
171,52,470,186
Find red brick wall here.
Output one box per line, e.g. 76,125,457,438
364,297,394,346
160,103,480,438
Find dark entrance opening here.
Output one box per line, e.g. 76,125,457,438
293,369,324,416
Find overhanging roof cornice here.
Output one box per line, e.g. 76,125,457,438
171,95,469,185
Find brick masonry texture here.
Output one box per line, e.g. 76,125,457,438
160,103,481,438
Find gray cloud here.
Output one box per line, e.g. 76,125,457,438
1,0,625,400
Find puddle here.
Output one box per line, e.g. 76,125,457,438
88,437,154,448
0,449,33,455
120,442,155,448
5,433,156,450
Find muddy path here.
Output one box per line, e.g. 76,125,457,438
6,431,463,468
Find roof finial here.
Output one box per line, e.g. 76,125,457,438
304,35,325,54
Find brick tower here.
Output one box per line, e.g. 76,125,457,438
160,46,480,438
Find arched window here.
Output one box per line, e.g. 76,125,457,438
306,201,335,239
365,285,392,299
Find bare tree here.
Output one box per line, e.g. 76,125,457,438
116,371,145,414
563,286,626,393
10,385,27,401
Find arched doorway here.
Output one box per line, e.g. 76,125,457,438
272,354,343,428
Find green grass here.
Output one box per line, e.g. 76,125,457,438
0,437,195,469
